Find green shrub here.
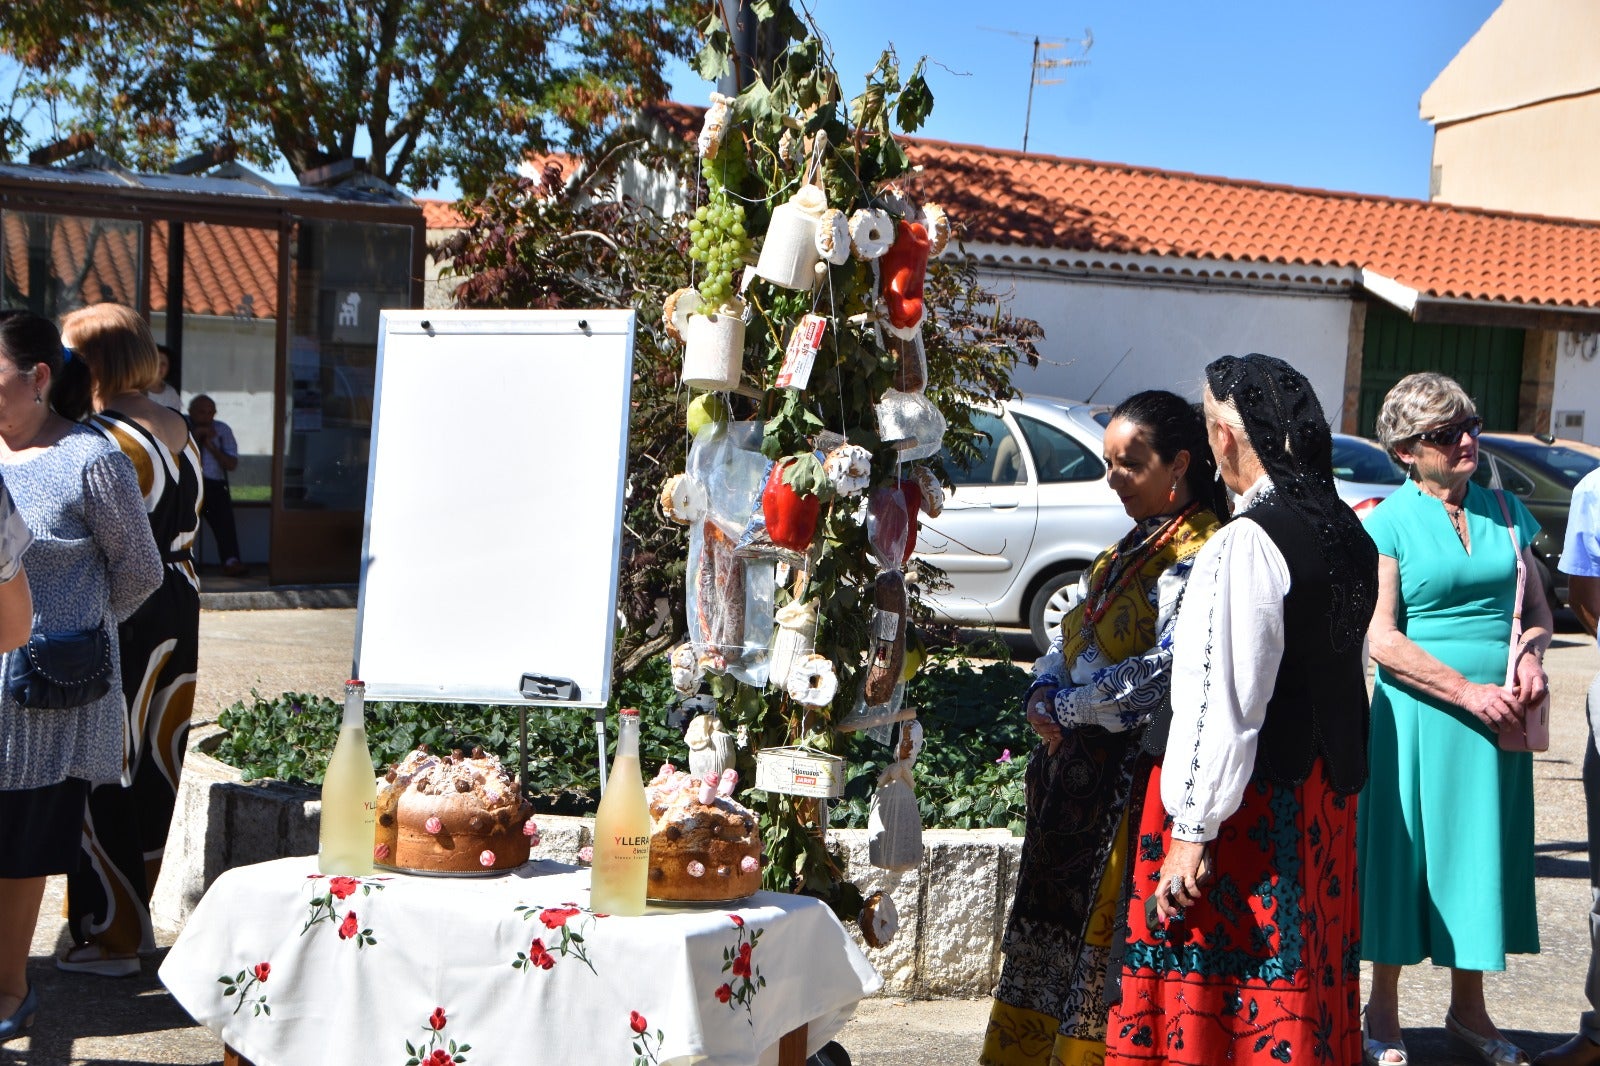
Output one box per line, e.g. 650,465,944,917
213,651,1032,833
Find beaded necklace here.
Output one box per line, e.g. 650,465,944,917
1081,498,1203,628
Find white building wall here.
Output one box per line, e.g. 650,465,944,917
980,267,1357,424
1554,332,1600,442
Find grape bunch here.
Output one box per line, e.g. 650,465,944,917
687,195,750,308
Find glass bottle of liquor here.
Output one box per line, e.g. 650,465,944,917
318,679,376,875
590,708,651,914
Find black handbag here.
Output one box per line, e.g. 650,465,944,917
6,626,113,709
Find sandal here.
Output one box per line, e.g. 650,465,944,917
55,943,139,978
1362,1008,1409,1066
1445,1009,1529,1066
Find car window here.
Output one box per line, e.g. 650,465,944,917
1535,446,1600,489
1331,437,1405,485
940,411,1026,486
1014,413,1104,483
1472,455,1535,496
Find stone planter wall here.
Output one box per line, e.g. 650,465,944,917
153,734,1022,998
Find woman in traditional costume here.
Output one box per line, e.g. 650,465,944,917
1104,354,1379,1066
983,390,1225,1066
1359,373,1547,1066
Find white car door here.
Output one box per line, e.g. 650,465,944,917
915,410,1040,625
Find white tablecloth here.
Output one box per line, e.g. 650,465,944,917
160,856,881,1066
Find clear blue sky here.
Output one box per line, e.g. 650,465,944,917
666,0,1500,201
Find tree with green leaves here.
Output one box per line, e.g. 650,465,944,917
453,0,1039,920
0,0,699,194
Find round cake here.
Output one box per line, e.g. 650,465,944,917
375,746,535,874
646,766,763,901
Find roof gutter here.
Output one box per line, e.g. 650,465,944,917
1359,269,1419,316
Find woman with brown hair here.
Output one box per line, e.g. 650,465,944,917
56,303,202,977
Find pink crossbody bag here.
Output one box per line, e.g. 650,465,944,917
1493,489,1549,752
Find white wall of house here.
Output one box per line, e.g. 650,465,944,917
1553,331,1600,442
977,264,1357,424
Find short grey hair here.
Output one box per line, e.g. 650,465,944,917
1375,373,1476,455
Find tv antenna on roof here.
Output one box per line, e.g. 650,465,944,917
980,26,1093,154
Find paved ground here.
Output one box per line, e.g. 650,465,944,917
5,606,1600,1064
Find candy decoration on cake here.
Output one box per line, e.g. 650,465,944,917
479,850,496,868
645,765,763,901
374,747,534,874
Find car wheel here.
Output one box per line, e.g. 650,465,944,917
1028,569,1084,655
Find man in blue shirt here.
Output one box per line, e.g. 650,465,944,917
1540,467,1600,1066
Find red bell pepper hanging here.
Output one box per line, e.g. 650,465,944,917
881,220,930,331
762,460,822,552
898,479,923,562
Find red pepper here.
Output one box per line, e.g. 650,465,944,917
762,461,821,552
881,220,930,330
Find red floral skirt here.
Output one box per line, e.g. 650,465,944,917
1104,760,1360,1066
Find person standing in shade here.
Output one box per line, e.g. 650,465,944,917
57,303,202,977
188,395,246,578
1535,467,1600,1066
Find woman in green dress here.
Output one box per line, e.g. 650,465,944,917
1359,372,1551,1066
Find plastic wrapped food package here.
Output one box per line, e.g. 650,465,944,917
875,389,947,462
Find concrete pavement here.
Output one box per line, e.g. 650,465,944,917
5,606,1600,1064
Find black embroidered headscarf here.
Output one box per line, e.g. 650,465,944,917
1204,353,1378,652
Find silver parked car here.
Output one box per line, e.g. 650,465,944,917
917,399,1406,653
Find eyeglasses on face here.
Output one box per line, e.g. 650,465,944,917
1415,416,1483,448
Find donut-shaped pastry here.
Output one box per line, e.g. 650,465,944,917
814,208,851,266
786,653,839,707
849,208,894,260
663,286,702,343
824,443,873,496
659,473,708,525
922,203,951,256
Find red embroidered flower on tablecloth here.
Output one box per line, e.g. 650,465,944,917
527,938,555,970
719,918,765,1024
539,906,582,929
628,1009,664,1065
302,874,384,947
404,1005,471,1065
513,902,598,975
218,961,272,1016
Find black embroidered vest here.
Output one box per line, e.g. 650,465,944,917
1243,496,1372,795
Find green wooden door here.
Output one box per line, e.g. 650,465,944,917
1357,302,1523,436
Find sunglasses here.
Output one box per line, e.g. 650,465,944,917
1415,416,1483,448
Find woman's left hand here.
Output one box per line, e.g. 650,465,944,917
1512,649,1548,712
1153,838,1212,923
